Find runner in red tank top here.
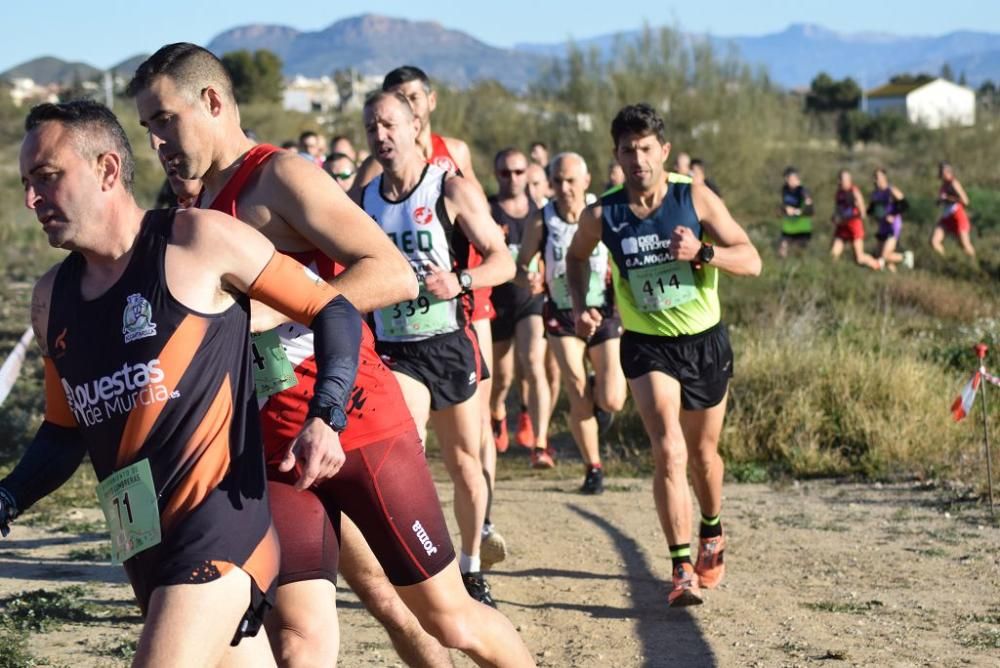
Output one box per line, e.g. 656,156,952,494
132,44,534,668
830,169,882,271
932,161,976,258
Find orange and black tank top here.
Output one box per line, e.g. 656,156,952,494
47,209,276,605
205,143,416,453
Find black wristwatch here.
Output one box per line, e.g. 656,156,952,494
697,243,715,265
457,270,473,294
307,404,348,432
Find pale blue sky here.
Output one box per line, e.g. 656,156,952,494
1,0,996,72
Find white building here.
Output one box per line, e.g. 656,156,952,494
865,78,975,129
281,73,382,114
6,77,60,107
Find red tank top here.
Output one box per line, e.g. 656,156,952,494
427,134,491,315
204,144,415,456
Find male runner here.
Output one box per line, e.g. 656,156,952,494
355,65,510,574
529,141,549,168
831,170,881,270
777,166,813,258
567,103,761,606
323,152,357,192
869,168,911,271
518,153,626,493
932,161,975,258
2,99,366,666
526,162,551,208
131,44,531,667
488,148,553,469
360,90,519,611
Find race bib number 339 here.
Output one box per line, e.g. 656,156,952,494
96,458,161,564
378,288,450,338
629,262,697,311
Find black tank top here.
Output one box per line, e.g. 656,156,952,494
47,210,273,597
489,195,538,307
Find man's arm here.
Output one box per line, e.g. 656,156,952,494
688,183,762,277
446,177,514,289
180,209,363,489
349,155,383,202
854,188,867,219
953,179,970,206
444,137,480,186
263,153,417,312
514,210,544,293
1,270,87,535
566,204,603,323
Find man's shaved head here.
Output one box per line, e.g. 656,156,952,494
549,152,588,178
127,42,236,103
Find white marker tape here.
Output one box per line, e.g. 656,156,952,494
0,327,34,407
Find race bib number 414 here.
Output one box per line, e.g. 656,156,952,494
629,262,697,311
96,458,161,564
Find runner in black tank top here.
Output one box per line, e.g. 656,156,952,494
487,149,554,469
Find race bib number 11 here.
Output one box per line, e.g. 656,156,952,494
96,458,161,564
251,330,299,399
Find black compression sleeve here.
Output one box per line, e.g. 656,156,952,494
308,294,362,414
0,421,87,513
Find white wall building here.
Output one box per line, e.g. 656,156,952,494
865,78,975,129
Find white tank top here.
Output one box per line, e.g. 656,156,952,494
542,201,611,311
363,164,464,341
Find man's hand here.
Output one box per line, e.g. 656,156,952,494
423,263,462,300
0,487,19,538
575,308,603,340
279,418,346,491
670,226,701,262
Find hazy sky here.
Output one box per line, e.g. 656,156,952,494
1,0,996,72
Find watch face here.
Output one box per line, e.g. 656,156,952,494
460,271,472,289
329,406,348,431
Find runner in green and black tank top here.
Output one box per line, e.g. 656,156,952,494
565,103,761,609
778,166,814,258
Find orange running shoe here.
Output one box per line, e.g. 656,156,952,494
492,418,509,453
695,534,726,589
515,411,535,448
530,447,555,469
668,563,703,607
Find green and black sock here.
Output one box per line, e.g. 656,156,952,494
699,513,723,539
669,543,692,568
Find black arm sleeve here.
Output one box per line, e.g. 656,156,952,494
0,421,87,514
895,197,909,213
308,294,362,413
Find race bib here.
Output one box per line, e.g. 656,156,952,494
509,243,539,272
549,272,606,310
96,459,161,564
378,288,450,338
629,262,697,311
251,330,298,399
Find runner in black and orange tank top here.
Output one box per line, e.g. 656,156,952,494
3,99,364,667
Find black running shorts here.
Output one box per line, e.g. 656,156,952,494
375,328,488,410
619,323,733,410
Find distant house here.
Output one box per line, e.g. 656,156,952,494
864,78,975,129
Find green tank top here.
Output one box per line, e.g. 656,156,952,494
599,182,721,337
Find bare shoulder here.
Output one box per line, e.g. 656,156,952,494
444,136,471,156
443,173,478,201
169,207,246,250
31,263,62,355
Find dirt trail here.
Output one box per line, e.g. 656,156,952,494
2,477,998,667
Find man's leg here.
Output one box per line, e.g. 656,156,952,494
830,237,844,260
544,342,561,426
489,337,515,444
339,516,454,668
680,397,729,589
395,561,536,668
547,335,599,466
430,396,488,575
514,315,551,464
265,581,337,668
628,370,701,606
393,371,434,442
135,567,277,668
958,230,977,258
588,338,627,415
851,238,881,270
930,225,946,255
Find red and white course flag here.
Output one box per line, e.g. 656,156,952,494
951,371,981,422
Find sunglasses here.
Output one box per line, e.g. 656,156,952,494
331,171,354,181
499,168,526,178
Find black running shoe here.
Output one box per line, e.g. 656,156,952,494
580,466,605,495
462,571,497,608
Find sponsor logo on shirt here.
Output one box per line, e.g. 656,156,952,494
122,294,157,344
